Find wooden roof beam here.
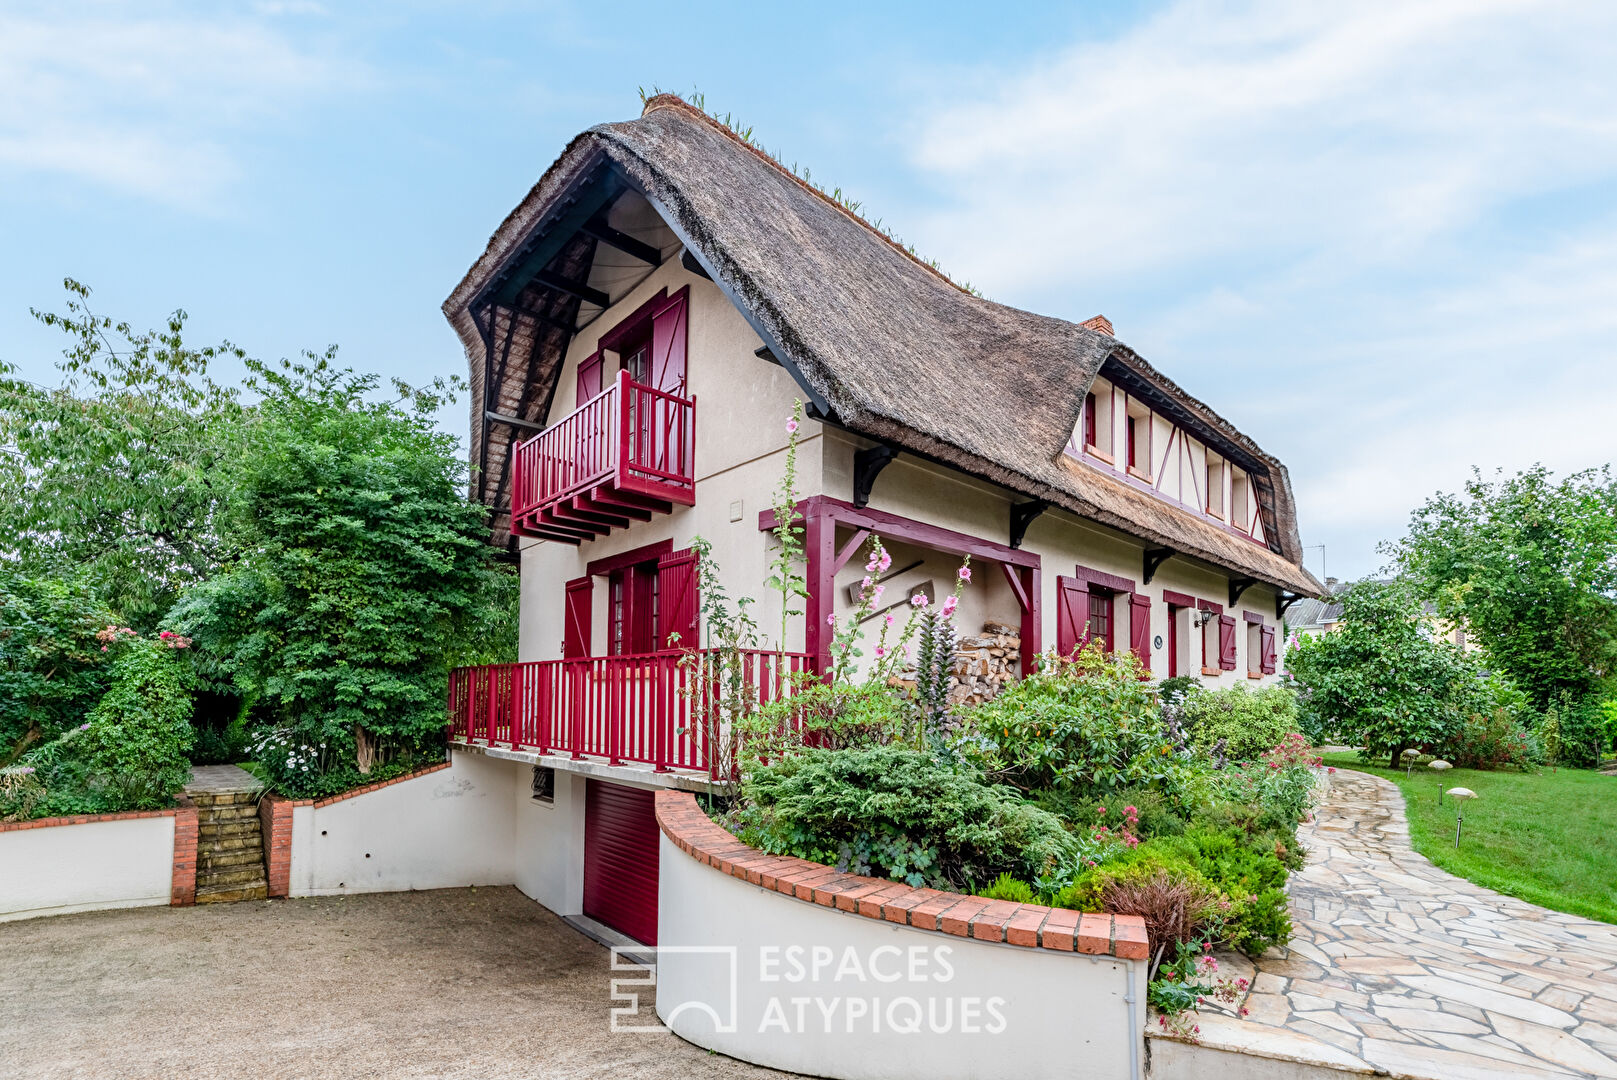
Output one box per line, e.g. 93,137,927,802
580,216,662,266
533,270,609,309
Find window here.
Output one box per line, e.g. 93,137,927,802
531,766,555,804
1125,400,1152,479
608,564,661,655
1205,454,1225,519
1247,620,1262,677
1087,590,1114,652
1231,468,1251,532
1082,380,1115,460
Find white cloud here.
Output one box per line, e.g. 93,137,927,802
0,3,353,206
911,0,1617,292
901,0,1617,578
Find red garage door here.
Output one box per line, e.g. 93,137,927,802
582,780,660,945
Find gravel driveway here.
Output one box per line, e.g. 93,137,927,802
0,887,785,1080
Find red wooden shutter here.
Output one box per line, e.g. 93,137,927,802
1217,614,1237,671
1056,576,1089,656
576,350,603,404
650,288,689,396
1129,593,1152,671
563,576,592,659
1260,626,1277,674
656,547,699,652
1083,393,1097,447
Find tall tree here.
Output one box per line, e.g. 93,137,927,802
171,354,512,782
0,280,242,628
1284,581,1489,768
1390,465,1617,717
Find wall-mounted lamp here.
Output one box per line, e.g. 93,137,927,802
1191,608,1215,630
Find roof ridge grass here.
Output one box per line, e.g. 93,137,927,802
637,88,983,298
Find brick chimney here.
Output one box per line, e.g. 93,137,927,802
1080,314,1114,336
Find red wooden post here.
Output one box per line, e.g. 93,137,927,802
510,664,525,749
803,505,836,677
1019,566,1042,677
654,653,670,772
615,368,631,490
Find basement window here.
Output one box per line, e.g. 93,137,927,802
531,766,555,804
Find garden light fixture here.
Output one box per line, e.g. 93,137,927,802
1430,759,1452,803
1447,787,1477,848
1402,747,1421,777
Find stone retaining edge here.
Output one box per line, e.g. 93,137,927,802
654,790,1150,960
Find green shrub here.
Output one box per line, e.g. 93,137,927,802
730,746,1078,888
965,643,1178,793
1032,785,1186,841
979,872,1036,904
1181,683,1301,762
1447,707,1535,770
5,637,196,819
0,570,119,764
738,676,909,761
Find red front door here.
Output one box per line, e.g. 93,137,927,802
582,780,660,945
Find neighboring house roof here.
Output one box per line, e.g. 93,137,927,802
444,96,1323,597
1286,596,1344,629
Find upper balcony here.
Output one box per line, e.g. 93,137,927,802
511,368,695,543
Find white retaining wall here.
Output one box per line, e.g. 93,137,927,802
286,752,516,896
0,814,176,922
655,834,1145,1080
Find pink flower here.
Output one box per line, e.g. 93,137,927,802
1096,806,1107,816
878,551,892,572
861,576,873,589
871,584,885,601
958,566,971,582
826,613,838,628
911,594,928,608
1327,767,1336,774
1124,805,1138,816
940,596,958,618
884,613,895,627
875,646,886,658
785,419,799,434
79,723,90,731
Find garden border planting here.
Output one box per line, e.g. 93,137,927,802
655,790,1150,957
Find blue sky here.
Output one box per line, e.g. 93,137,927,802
4,0,1615,582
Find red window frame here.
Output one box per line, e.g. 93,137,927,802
1087,589,1114,652
1084,392,1098,448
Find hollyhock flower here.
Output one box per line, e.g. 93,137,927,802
884,613,895,627
940,596,958,618
874,646,886,658
958,566,971,582
911,594,928,607
871,584,885,601
879,551,892,572
785,419,799,434
826,613,838,628
861,576,873,589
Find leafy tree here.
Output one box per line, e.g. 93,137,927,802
1284,581,1490,767
171,354,509,778
0,280,243,628
1391,465,1617,720
0,569,119,764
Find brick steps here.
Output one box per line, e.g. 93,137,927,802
188,787,268,903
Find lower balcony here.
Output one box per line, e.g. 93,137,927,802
448,650,811,779
510,368,695,544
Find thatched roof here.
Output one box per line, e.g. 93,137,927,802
444,96,1322,596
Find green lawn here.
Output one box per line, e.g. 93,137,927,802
1320,752,1617,925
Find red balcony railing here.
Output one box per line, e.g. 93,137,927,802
510,369,695,541
448,649,811,778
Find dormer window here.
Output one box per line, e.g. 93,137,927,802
1206,453,1225,519
1231,467,1251,533
1082,380,1115,461
1125,400,1151,480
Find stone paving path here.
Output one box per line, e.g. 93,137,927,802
1187,769,1617,1079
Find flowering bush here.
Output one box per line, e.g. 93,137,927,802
966,643,1180,793
1447,707,1537,770
1150,940,1247,1039
1179,682,1302,762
